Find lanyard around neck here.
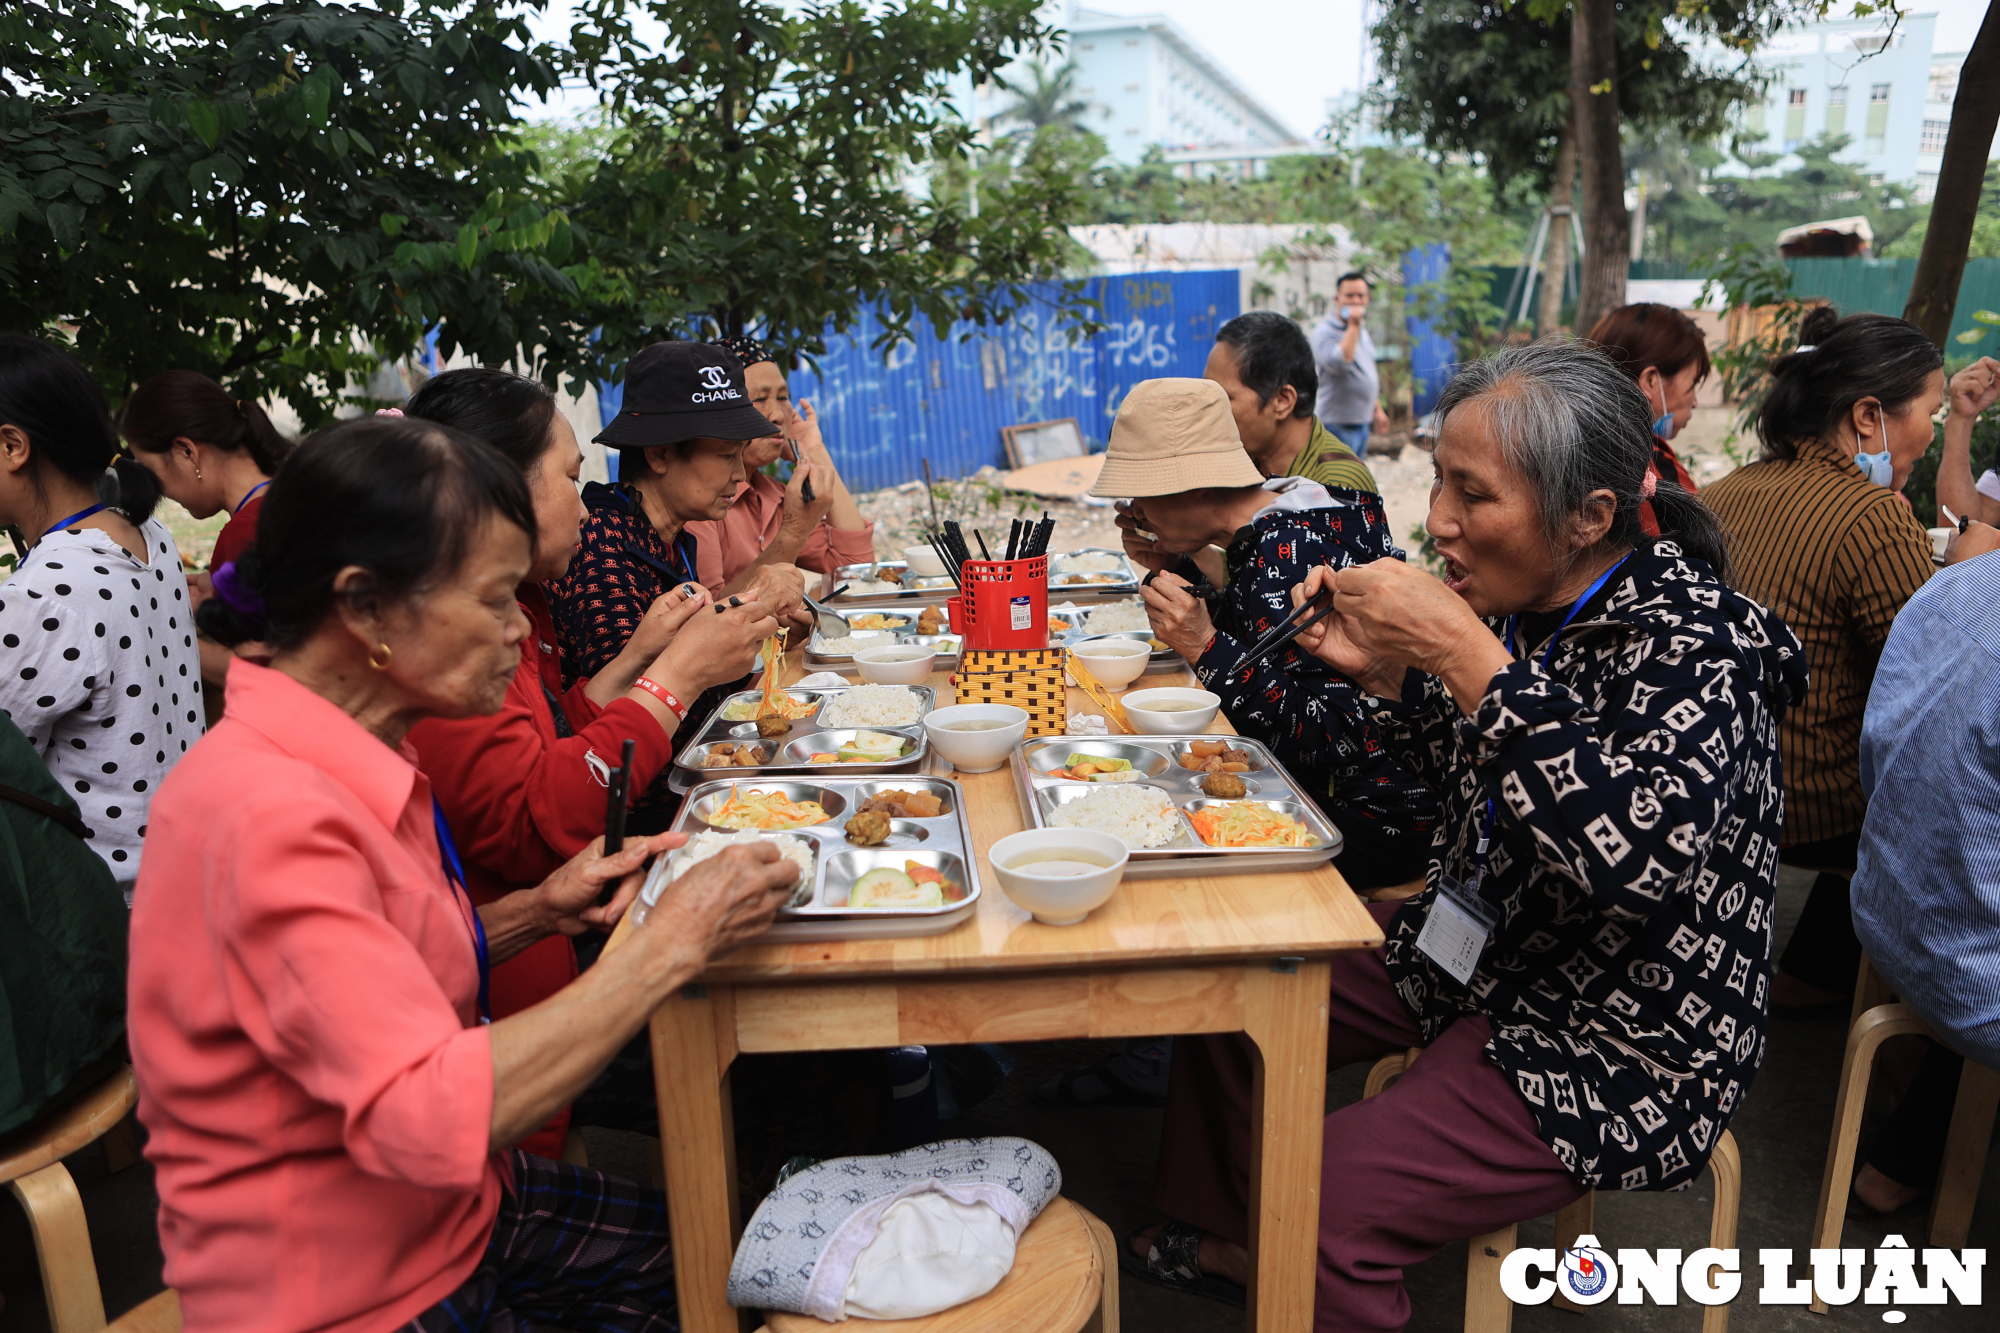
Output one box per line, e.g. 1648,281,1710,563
1504,555,1631,671
1469,553,1631,890
231,480,271,514
431,798,491,1024
43,502,106,539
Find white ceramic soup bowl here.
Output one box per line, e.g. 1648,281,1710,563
1068,638,1152,690
902,545,949,577
922,703,1029,773
852,643,938,685
1121,686,1221,734
987,828,1129,925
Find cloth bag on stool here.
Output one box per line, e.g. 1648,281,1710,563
727,1136,1061,1322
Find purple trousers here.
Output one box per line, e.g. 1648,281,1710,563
1155,903,1585,1332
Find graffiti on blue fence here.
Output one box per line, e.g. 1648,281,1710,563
795,269,1238,492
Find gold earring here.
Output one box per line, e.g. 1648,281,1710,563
194,465,203,481
368,643,393,670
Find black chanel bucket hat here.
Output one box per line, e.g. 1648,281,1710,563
593,340,781,450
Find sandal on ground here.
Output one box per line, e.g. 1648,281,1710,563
1118,1220,1247,1309
1031,1057,1167,1109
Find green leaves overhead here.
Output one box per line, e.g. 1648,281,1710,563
3,0,1095,415
1,0,576,421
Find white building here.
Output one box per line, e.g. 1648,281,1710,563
964,6,1303,168
1696,10,1994,202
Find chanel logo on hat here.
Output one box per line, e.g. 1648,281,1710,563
591,340,776,450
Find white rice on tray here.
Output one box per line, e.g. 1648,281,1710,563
672,830,816,906
1049,784,1183,849
817,631,896,655
1082,599,1151,634
1057,551,1127,574
839,579,902,596
819,683,926,728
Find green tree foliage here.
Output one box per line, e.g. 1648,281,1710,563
1370,0,1784,195
1,0,581,419
1883,162,2000,262
554,0,1093,372
994,61,1096,137
1646,133,1918,261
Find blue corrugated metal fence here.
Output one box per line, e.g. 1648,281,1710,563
792,269,1239,493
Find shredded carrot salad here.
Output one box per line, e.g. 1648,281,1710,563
1187,801,1317,848
708,785,829,830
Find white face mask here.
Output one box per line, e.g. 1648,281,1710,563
1854,444,1895,488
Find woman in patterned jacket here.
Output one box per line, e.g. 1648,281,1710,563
1129,340,1807,1331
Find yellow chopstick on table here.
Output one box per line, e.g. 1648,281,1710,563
1064,651,1131,732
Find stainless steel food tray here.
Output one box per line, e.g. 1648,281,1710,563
1008,734,1341,879
1046,547,1141,593
642,775,979,925
673,685,935,778
804,606,962,666
821,562,961,608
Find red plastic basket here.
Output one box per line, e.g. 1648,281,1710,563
954,556,1049,650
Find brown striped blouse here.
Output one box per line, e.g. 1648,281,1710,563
1700,435,1935,846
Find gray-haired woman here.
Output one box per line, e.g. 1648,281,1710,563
1128,341,1808,1331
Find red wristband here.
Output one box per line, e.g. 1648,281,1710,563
633,677,689,720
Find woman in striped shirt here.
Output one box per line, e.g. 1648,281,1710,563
1701,307,1957,1017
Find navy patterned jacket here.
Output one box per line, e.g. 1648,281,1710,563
1375,540,1807,1191
1186,483,1440,868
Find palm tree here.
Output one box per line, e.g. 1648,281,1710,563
994,61,1095,135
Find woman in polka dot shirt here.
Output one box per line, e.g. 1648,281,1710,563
0,336,202,901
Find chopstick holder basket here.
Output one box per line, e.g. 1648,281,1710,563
953,648,1068,737
955,556,1049,651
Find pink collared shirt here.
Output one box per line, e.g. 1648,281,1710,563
129,661,503,1333
686,471,875,588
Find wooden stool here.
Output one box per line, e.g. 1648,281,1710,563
0,1066,140,1333
756,1195,1117,1333
1364,1050,1741,1333
1810,958,2000,1312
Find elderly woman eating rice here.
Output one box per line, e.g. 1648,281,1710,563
1127,340,1807,1331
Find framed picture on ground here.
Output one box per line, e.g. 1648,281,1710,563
1001,418,1087,470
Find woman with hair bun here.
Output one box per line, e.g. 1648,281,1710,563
121,370,294,700
134,413,798,1332
1129,340,1804,1325
0,334,197,902
1585,302,1710,533
1700,307,1995,1019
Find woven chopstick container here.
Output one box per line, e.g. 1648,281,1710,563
954,648,1067,737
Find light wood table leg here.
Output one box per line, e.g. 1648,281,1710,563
1240,959,1332,1333
653,984,746,1333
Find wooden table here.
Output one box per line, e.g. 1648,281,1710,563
643,663,1382,1332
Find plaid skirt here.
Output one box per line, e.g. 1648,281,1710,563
406,1151,677,1333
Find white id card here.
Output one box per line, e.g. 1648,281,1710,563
1414,874,1498,987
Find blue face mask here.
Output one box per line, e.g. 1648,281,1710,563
1644,381,1674,440
1855,447,1895,488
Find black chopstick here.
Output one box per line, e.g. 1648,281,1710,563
1005,518,1020,561
603,736,635,855
975,529,992,560
1142,568,1224,602
1237,600,1339,673
1240,586,1330,664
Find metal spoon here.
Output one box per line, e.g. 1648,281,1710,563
801,584,850,641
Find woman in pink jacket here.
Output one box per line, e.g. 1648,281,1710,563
130,415,797,1333
684,334,875,587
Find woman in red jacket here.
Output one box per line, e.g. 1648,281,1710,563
404,369,776,1158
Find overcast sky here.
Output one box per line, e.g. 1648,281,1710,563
524,1,2000,142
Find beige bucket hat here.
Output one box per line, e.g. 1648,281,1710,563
1089,377,1265,498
